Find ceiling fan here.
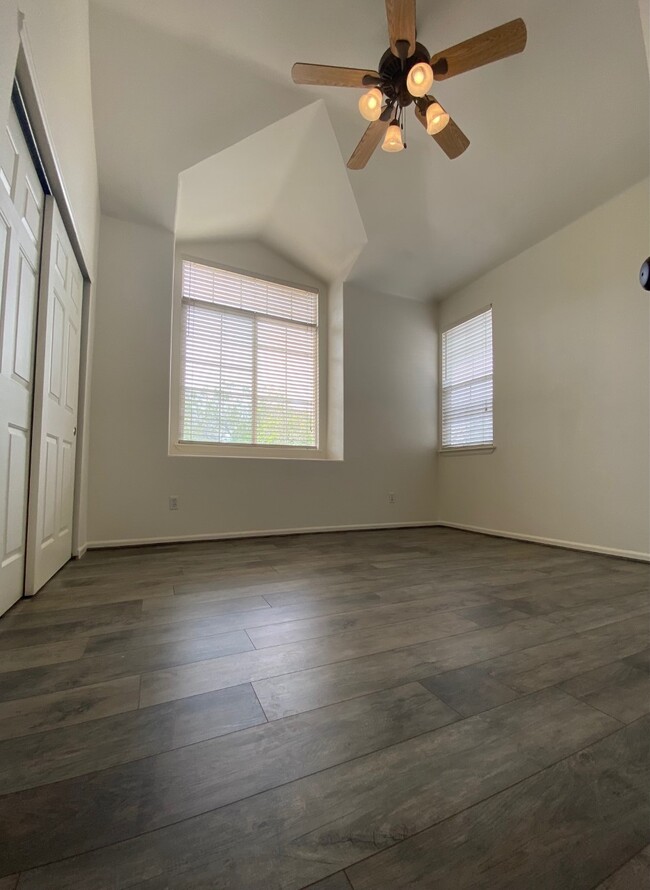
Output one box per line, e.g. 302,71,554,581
291,0,527,169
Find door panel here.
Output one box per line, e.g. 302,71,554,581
0,124,19,198
0,103,44,616
12,252,38,383
5,424,29,557
25,197,82,595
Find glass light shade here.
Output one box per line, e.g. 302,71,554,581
406,62,434,97
358,88,383,122
426,102,450,135
381,122,404,152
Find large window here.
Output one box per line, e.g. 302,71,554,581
441,306,493,450
177,259,319,451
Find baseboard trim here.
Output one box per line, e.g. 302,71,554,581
85,520,650,562
86,520,441,550
438,521,650,563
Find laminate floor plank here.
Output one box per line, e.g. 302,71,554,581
28,585,173,610
0,600,143,633
540,589,650,633
420,664,520,717
140,591,377,623
485,616,649,693
625,647,650,672
0,683,458,874
83,593,397,656
140,610,481,708
560,660,650,723
253,617,566,720
0,631,253,704
0,676,140,742
346,717,650,890
246,595,505,650
453,601,529,628
0,638,87,672
303,873,353,890
0,683,266,795
594,844,650,889
14,689,622,889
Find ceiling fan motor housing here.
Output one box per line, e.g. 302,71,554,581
378,42,431,107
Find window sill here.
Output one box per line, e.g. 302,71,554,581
169,441,341,461
438,445,496,455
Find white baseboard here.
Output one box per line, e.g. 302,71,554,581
85,519,650,563
86,520,441,550
438,521,650,563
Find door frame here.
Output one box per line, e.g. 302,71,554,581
5,22,95,592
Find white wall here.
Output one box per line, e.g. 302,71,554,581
438,179,650,559
0,1,20,128
87,215,438,545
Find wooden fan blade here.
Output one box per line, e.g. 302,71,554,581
414,104,470,159
430,18,527,80
347,118,390,170
385,0,416,58
292,63,380,88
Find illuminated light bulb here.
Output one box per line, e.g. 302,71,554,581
358,88,383,122
381,121,404,152
406,61,434,98
426,101,450,135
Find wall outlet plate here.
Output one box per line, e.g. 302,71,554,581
388,492,396,504
169,496,179,511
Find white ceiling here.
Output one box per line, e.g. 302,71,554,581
176,102,367,282
89,0,649,299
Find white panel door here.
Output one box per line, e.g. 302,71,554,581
25,197,82,595
0,104,44,616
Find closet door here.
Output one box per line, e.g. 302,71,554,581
0,103,44,616
25,197,82,595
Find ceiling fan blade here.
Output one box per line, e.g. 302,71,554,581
347,118,390,170
414,104,470,159
292,63,380,88
385,0,416,58
430,18,527,80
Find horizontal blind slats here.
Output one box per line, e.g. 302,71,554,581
441,308,493,448
180,261,318,448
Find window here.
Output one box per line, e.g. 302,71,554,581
177,259,319,451
441,306,493,450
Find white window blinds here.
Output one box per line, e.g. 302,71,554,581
441,307,493,449
180,260,318,448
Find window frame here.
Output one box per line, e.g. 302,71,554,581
169,254,328,460
439,304,495,454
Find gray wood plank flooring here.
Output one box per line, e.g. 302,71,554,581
0,527,647,888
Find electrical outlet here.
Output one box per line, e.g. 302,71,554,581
388,492,396,504
169,496,179,511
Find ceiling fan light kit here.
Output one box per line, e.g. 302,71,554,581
382,120,405,152
358,87,383,121
406,61,434,97
425,101,449,135
291,1,527,170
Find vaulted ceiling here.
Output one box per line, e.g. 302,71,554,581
89,0,649,299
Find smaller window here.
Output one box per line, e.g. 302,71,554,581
441,306,493,449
